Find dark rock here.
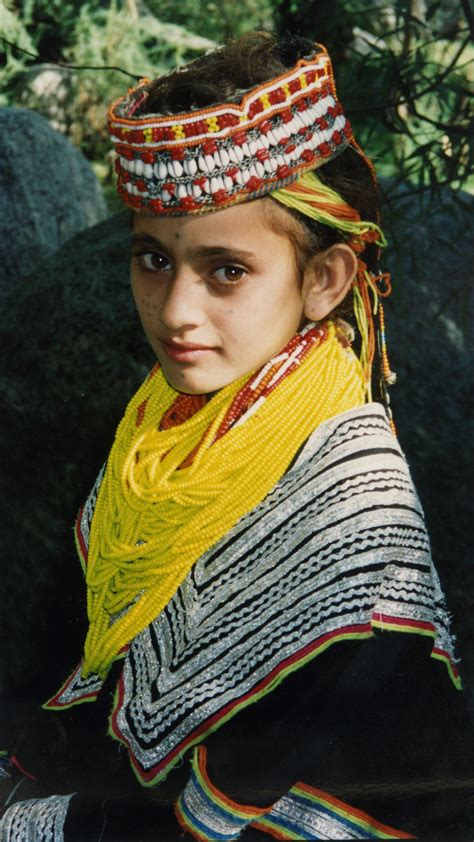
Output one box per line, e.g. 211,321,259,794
0,107,106,286
0,210,153,700
381,183,473,702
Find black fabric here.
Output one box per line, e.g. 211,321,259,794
204,632,473,840
5,632,473,839
63,794,179,842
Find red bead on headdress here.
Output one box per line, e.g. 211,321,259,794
108,44,354,215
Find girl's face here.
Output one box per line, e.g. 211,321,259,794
130,200,305,394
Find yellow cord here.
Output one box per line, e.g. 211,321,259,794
272,171,386,246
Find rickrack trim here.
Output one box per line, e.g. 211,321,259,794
0,794,75,842
106,614,460,788
108,44,354,215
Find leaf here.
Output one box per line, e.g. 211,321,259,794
426,1,443,22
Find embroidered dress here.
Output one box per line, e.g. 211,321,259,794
47,404,459,770
2,34,471,842
3,403,469,841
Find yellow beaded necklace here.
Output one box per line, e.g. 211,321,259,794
82,322,365,678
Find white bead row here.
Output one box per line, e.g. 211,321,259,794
119,94,340,177
122,114,347,201
121,121,345,185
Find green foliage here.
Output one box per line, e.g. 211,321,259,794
1,1,215,168
0,1,35,90
273,0,473,191
60,3,215,160
144,0,274,42
11,0,90,55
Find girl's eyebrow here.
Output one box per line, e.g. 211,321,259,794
131,232,256,262
189,245,257,261
131,233,167,251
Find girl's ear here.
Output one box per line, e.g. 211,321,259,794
302,244,358,322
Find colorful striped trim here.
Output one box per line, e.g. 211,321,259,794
108,623,373,787
109,54,333,141
43,648,128,710
174,751,415,840
371,614,461,689
175,746,269,841
108,610,460,788
252,782,415,840
43,662,101,710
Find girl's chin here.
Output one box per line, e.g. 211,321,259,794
160,365,232,396
155,349,257,395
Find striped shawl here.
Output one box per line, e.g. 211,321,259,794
46,403,458,787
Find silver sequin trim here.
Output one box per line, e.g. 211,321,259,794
47,660,103,707
0,794,74,842
79,464,105,550
180,775,249,839
264,790,370,839
54,404,457,779
113,405,456,777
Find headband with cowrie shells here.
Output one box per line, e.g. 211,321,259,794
108,43,354,215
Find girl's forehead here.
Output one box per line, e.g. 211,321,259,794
132,198,291,248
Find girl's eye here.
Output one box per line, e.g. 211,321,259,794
213,265,247,284
134,251,171,272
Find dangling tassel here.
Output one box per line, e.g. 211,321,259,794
352,254,379,403
352,260,397,432
376,297,397,434
352,277,373,401
377,297,396,387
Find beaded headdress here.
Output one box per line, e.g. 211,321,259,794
62,42,399,679
108,43,353,215
108,39,396,422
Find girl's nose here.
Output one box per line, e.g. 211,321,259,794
158,273,206,331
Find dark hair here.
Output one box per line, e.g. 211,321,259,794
140,32,380,274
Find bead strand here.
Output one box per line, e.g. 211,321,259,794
82,322,366,678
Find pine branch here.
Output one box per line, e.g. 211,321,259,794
348,35,470,115
410,106,472,135
0,37,143,81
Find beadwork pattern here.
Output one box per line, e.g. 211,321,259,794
46,406,459,786
79,323,366,679
108,45,353,215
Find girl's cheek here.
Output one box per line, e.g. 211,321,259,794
133,291,154,323
142,298,154,315
132,276,159,318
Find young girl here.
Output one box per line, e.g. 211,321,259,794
1,32,470,842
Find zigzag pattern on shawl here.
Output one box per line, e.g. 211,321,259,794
111,405,457,783
46,404,458,783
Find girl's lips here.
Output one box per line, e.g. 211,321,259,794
161,340,216,363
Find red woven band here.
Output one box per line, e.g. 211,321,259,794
108,43,354,215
